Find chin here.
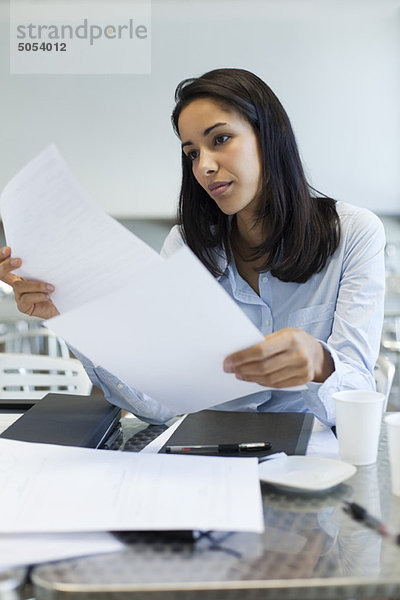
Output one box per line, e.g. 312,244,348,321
218,206,239,216
216,201,247,216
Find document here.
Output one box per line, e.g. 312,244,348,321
0,146,304,415
0,532,124,573
46,247,290,413
0,145,162,313
0,438,264,534
139,416,186,454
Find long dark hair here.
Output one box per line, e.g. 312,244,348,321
171,68,340,283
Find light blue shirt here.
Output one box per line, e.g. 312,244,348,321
76,201,385,426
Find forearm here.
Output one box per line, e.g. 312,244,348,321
71,347,176,425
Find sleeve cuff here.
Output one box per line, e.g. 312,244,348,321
303,341,376,426
302,342,345,425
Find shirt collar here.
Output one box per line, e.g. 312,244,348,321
215,250,229,280
213,216,232,280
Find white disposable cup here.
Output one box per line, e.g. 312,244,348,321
333,390,385,466
384,412,400,496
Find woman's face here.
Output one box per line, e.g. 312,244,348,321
178,98,263,217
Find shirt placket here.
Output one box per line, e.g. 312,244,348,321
259,274,273,336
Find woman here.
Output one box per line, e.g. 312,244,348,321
0,68,385,425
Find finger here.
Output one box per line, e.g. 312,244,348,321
236,348,312,379
236,353,313,384
17,292,52,313
13,279,55,300
223,343,273,371
224,331,290,371
0,246,11,259
236,368,308,388
1,272,22,286
0,248,22,283
0,256,23,286
234,355,286,378
234,344,310,376
224,329,304,371
0,256,22,274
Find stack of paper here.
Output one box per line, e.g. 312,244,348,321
0,437,264,571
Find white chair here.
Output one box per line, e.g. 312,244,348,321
0,353,92,399
0,328,71,358
374,354,395,411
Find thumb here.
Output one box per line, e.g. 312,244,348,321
2,273,22,287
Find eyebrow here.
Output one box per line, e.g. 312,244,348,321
181,122,228,149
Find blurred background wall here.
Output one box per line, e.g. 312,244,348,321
0,0,399,221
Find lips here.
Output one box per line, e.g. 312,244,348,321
208,181,233,197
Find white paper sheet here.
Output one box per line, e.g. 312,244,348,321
0,438,264,534
46,247,304,414
0,532,124,573
0,145,162,313
139,416,187,454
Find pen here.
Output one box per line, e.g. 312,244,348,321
165,442,272,454
343,501,400,546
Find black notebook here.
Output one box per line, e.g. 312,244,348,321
0,393,121,448
159,410,314,457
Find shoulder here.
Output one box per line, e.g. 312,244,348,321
336,201,385,248
160,225,186,258
335,202,385,271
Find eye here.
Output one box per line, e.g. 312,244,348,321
185,149,199,161
214,134,230,145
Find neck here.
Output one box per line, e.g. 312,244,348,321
234,213,264,252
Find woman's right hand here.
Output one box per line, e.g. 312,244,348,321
0,246,60,319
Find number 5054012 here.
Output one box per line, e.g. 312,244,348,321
18,42,66,51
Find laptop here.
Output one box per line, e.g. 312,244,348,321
0,393,121,448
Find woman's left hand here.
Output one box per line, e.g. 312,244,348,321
223,328,334,388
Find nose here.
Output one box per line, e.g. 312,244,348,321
196,149,218,178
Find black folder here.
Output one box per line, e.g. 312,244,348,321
0,393,121,448
159,410,314,457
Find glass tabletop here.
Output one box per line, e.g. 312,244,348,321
29,416,400,600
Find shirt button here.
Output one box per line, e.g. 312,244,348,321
262,276,268,283
117,383,124,390
264,319,270,326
